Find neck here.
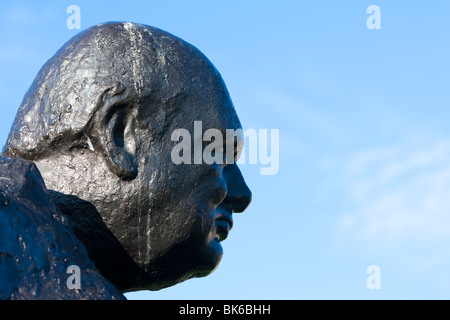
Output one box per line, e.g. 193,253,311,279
48,190,149,292
34,152,154,291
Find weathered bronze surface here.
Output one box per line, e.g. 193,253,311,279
1,22,251,299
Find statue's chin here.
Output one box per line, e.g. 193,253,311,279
136,237,223,292
193,236,224,278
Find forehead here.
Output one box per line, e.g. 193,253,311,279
180,58,241,132
185,81,242,132
124,23,243,132
137,76,243,147
139,63,242,134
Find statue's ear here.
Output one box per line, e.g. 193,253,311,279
95,83,138,180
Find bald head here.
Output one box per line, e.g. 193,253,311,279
3,22,234,163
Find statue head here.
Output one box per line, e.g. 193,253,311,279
3,22,251,292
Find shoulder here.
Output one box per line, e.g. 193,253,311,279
0,156,125,300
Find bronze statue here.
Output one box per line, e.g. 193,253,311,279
0,22,251,299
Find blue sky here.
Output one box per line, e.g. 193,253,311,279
1,1,450,299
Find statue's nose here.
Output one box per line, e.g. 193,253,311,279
222,163,252,213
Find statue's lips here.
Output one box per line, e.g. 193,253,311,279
214,212,233,242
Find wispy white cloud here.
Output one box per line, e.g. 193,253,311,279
252,86,350,143
334,138,450,296
338,139,450,245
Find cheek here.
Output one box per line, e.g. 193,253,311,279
188,163,227,208
140,155,225,220
208,177,227,207
167,161,226,201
